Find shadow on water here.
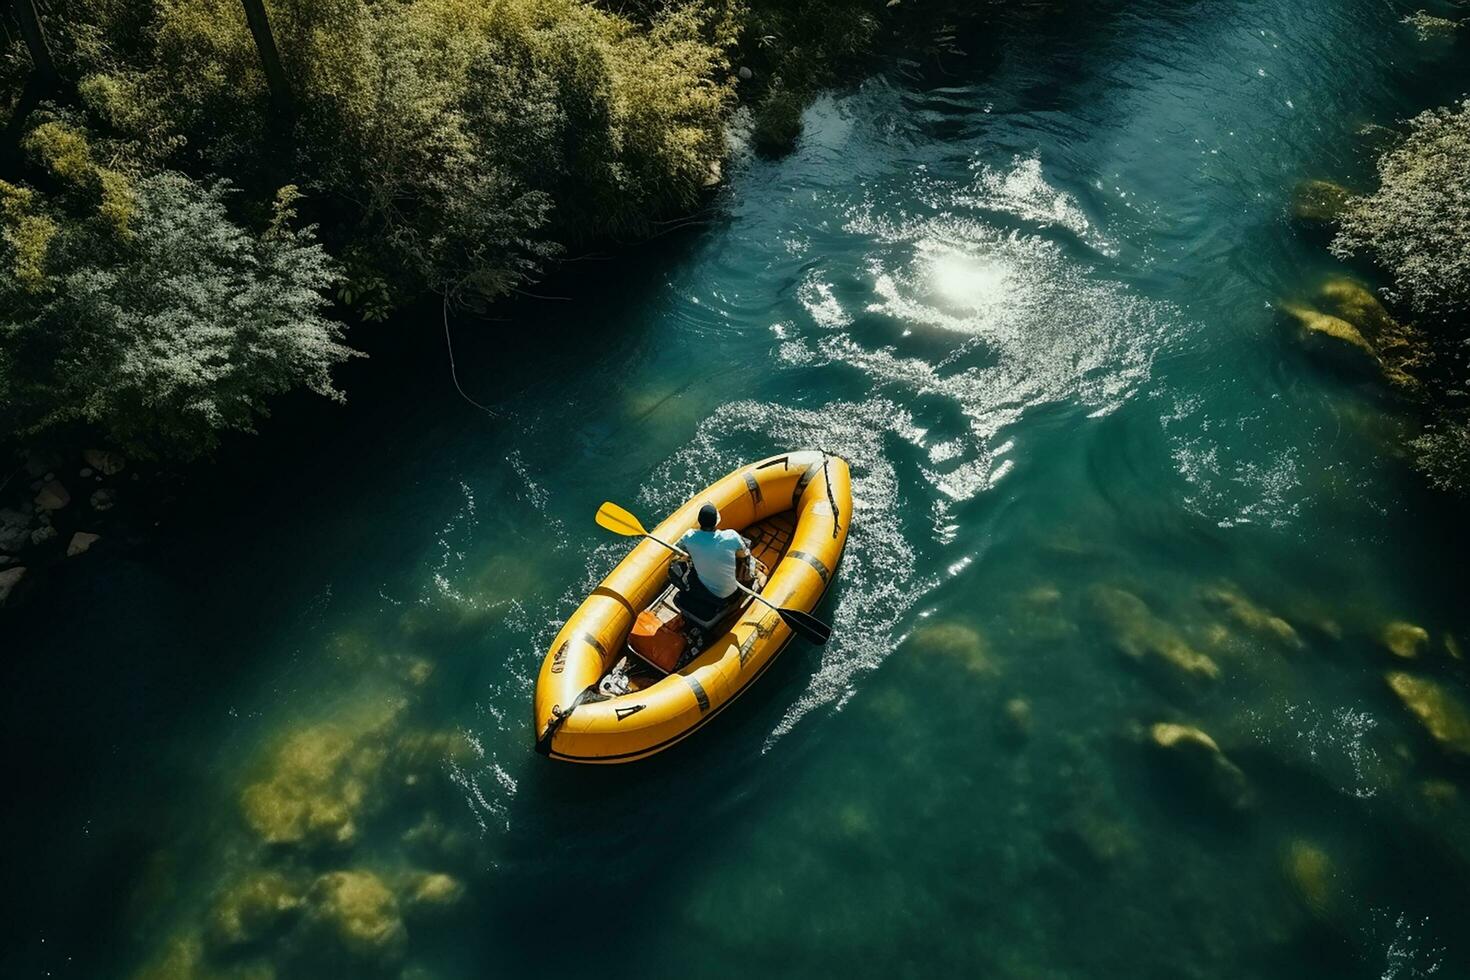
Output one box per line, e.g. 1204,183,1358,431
487,629,832,974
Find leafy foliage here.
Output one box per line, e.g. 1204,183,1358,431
1326,99,1470,497
0,126,352,459
1331,100,1470,315
1411,414,1470,494
751,86,805,156
56,0,738,302
2,0,747,455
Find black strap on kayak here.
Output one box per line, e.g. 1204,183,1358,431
534,685,598,756
821,451,841,539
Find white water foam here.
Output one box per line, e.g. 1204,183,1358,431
1246,700,1385,799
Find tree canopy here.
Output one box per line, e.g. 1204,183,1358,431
0,0,743,456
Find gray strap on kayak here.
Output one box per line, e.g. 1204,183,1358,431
792,459,820,508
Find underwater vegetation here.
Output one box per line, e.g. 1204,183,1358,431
1280,277,1425,390
1088,584,1221,681
126,592,491,980
1386,672,1470,761
908,620,997,675
1147,722,1254,812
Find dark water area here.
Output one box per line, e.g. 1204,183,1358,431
5,0,1470,977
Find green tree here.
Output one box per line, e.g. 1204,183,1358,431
0,121,354,458
61,0,737,304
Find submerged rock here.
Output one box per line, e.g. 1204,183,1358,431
1200,584,1302,650
306,870,407,960
909,621,996,675
1382,621,1430,659
206,872,303,950
1090,586,1221,681
83,448,126,475
1023,584,1061,606
397,597,501,643
1421,778,1458,810
1148,722,1253,811
1386,672,1470,760
1002,697,1032,739
395,730,478,780
1290,179,1352,224
134,935,275,980
1283,302,1375,354
401,657,434,687
401,813,474,864
1444,634,1463,661
1048,807,1135,872
1283,839,1338,919
0,507,31,552
401,871,465,914
1283,278,1425,388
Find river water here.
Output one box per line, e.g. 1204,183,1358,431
5,1,1470,977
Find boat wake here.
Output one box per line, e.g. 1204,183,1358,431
661,154,1190,744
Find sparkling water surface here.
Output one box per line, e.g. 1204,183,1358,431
5,1,1470,977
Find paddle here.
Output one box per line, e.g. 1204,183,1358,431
595,501,833,646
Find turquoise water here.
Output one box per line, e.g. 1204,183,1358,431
5,1,1470,977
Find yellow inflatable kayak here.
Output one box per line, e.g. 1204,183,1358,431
534,450,852,763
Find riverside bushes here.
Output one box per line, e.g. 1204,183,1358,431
52,0,739,300
1331,100,1470,315
0,0,1011,458
1328,100,1470,495
0,0,739,456
0,119,348,459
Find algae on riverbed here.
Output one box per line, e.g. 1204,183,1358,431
1090,586,1221,681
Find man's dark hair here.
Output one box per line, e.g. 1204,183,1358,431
698,502,718,530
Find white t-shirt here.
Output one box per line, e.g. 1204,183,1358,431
678,528,748,599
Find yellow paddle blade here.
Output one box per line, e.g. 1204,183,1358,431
595,501,648,538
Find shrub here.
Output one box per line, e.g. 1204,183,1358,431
0,135,354,458
55,0,737,302
1411,413,1470,494
1331,99,1470,315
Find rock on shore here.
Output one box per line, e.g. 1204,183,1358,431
0,566,26,606
67,532,100,557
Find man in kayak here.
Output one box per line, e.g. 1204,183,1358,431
674,502,751,619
